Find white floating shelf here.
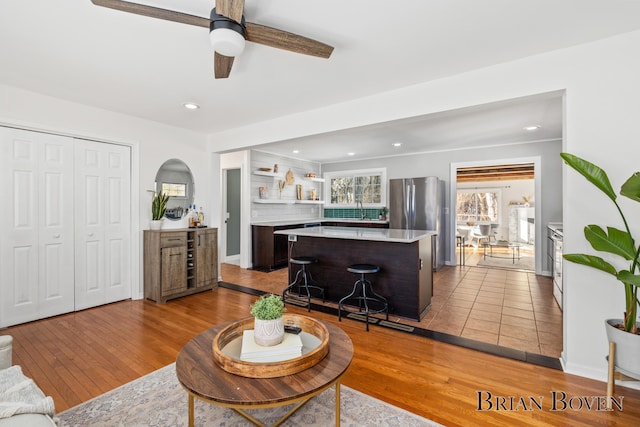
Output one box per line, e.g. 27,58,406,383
253,198,294,204
295,200,325,204
253,170,282,177
303,176,325,182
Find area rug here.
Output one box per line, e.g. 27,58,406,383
57,363,441,427
476,254,534,271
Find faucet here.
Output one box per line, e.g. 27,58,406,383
357,200,366,220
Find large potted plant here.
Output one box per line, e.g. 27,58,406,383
560,153,640,374
150,191,170,230
250,294,286,346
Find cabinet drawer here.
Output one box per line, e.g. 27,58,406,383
160,233,186,247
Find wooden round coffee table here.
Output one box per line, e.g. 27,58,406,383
176,317,353,427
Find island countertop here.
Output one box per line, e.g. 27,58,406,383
274,226,436,244
252,218,389,227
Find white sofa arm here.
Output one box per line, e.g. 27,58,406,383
0,335,13,369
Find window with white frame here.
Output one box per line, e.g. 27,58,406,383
161,182,187,198
324,168,387,207
456,188,500,223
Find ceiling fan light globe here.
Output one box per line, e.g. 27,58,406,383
210,28,245,57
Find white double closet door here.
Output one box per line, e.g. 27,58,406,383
0,127,131,327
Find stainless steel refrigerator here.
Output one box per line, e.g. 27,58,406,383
389,177,445,271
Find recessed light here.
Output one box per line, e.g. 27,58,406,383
392,142,403,147
292,150,300,154
347,152,355,156
183,102,200,110
523,125,540,131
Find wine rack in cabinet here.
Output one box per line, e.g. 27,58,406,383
144,228,218,303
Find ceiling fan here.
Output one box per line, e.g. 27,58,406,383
91,0,334,79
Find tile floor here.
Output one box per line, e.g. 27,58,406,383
423,263,562,357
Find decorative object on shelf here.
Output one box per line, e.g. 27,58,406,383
296,184,303,200
188,204,200,228
305,172,316,178
311,189,317,200
278,180,286,199
560,152,640,379
258,167,272,172
259,186,268,199
198,206,205,227
379,206,388,221
250,294,286,346
149,190,170,229
274,164,279,173
286,169,295,185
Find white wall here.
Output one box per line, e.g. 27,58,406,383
207,30,640,382
0,84,214,298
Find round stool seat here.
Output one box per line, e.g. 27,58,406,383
290,256,318,265
347,264,379,274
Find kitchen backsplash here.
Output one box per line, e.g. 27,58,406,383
324,208,383,220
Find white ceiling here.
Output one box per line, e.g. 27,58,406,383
3,1,640,162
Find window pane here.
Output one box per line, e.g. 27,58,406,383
331,177,353,204
456,191,498,222
327,169,385,206
354,175,382,203
161,182,186,197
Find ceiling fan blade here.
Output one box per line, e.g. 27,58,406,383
214,52,235,79
91,0,210,28
216,0,245,23
245,22,333,58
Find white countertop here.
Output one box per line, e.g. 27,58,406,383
274,226,436,243
251,218,389,227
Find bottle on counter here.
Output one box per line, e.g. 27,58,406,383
189,204,199,228
198,207,204,227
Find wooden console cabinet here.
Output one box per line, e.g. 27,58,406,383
144,228,218,303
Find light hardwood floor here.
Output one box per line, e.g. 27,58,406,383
5,276,639,426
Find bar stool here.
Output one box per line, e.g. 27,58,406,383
338,264,388,331
282,256,325,312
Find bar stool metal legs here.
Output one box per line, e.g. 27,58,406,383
282,256,325,312
338,264,388,331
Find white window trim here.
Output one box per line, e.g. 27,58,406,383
324,168,387,208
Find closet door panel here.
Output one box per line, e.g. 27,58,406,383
75,140,131,310
104,146,131,302
0,128,74,327
38,141,75,318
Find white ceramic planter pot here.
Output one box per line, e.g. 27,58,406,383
254,317,284,347
150,220,162,230
605,318,640,375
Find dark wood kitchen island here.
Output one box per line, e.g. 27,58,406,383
274,226,436,321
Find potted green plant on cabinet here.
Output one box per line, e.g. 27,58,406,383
150,191,170,230
250,294,286,346
560,152,640,376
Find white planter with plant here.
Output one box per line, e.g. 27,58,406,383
250,294,286,347
561,153,640,375
149,191,170,230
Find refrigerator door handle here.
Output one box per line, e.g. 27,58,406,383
408,183,415,228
